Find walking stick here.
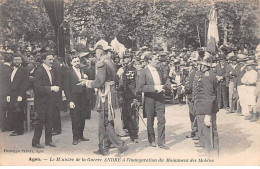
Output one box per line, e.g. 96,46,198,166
210,120,214,148
131,101,148,129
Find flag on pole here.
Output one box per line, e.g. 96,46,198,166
206,1,219,54
43,0,65,62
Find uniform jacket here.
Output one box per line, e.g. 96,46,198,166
34,65,62,116
194,70,219,115
118,63,138,99
88,59,119,110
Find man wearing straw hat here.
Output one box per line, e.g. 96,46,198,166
78,40,129,156
240,59,258,120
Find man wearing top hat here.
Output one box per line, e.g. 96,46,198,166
78,40,129,156
118,51,140,143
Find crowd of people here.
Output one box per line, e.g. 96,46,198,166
0,39,260,157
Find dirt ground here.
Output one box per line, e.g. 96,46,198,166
0,103,259,166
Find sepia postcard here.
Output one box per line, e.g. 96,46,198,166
0,0,259,166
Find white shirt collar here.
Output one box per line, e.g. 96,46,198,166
42,63,52,71
4,62,11,66
13,65,20,69
72,66,80,72
147,64,157,71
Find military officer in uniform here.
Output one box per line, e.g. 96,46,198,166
78,40,128,156
194,60,220,155
118,51,140,143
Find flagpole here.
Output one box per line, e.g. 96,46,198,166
197,25,202,48
205,18,207,48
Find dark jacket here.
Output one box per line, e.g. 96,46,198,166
118,63,138,99
214,63,228,86
9,66,29,108
34,65,62,116
185,68,197,99
225,64,240,87
63,67,87,103
0,63,12,107
138,65,166,118
88,59,119,111
195,70,219,115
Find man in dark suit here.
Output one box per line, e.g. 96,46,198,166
64,55,90,145
32,52,62,148
184,60,198,138
138,53,169,149
0,52,13,132
7,53,29,136
214,54,228,110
